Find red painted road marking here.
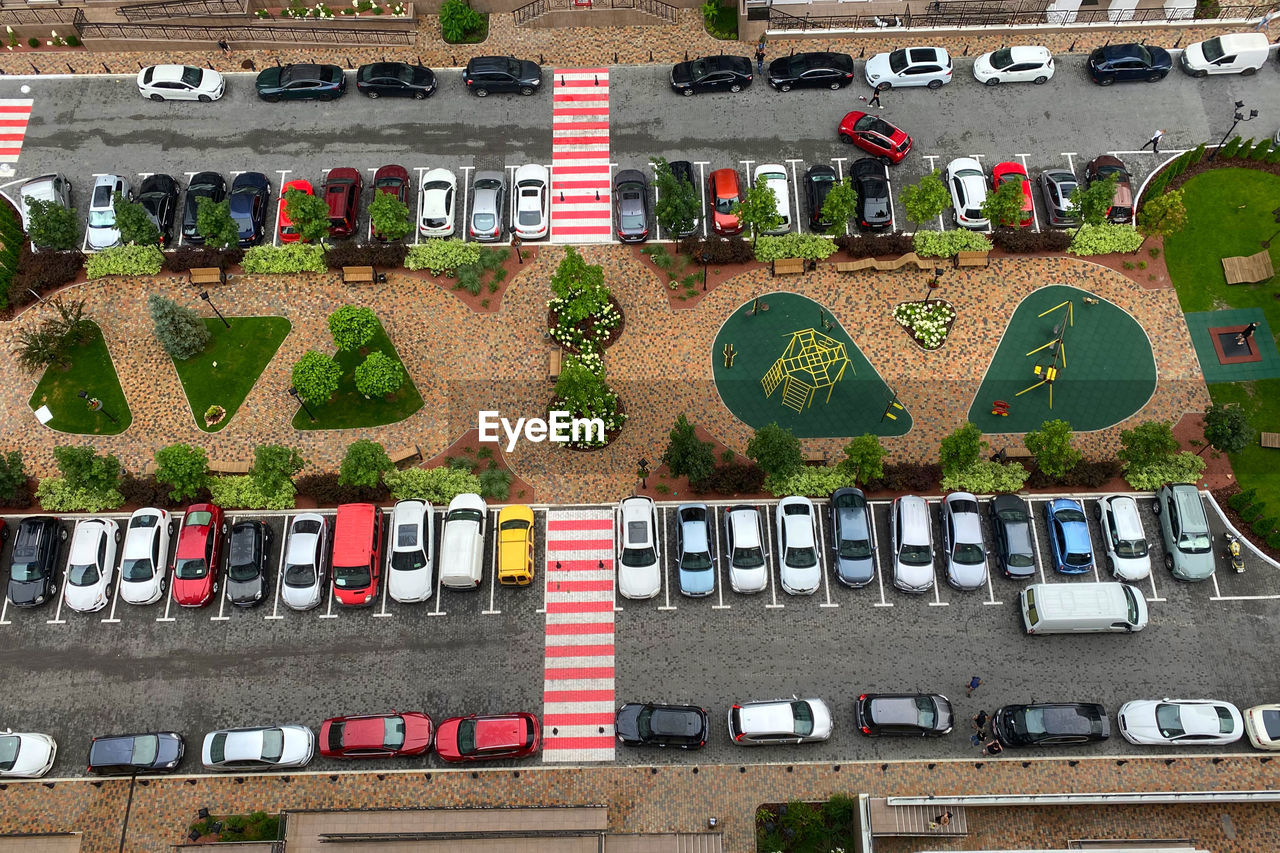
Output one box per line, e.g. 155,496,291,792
548,518,613,530
545,600,614,614
545,621,613,635
544,644,615,657
0,100,33,163
550,68,612,245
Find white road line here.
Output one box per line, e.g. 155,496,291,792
764,503,782,609
266,515,289,620
613,504,622,612
538,509,550,615
458,165,474,243
870,508,891,607
1027,499,1048,585
156,569,175,622
1016,153,1041,233
483,508,500,615
1211,593,1280,601
695,161,710,239
928,500,948,606
211,558,229,621
1146,564,1163,602
375,509,394,618
983,542,1000,605
0,594,9,625
816,509,837,608
658,508,675,611
786,159,804,235
319,588,338,618
47,576,66,624
1211,567,1223,600
711,506,729,610
271,169,290,247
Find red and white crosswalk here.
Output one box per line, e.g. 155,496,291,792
540,508,616,762
0,100,34,166
550,68,612,244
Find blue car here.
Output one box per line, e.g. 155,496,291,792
676,504,714,597
1044,498,1094,574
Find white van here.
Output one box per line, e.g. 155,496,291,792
438,493,486,589
1020,582,1148,635
1181,33,1271,77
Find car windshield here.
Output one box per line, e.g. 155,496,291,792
953,543,985,565
899,544,932,566
131,735,159,765
261,728,284,761
448,509,483,524
998,507,1026,523
185,511,212,527
68,562,100,586
682,550,712,571
121,557,155,581
785,545,817,569
990,48,1014,69
175,557,207,579
391,549,427,573
914,696,937,727
732,545,764,569
1016,708,1048,736
888,49,909,73
1155,703,1185,737
0,736,17,772
285,562,316,587
811,172,834,184
517,203,542,226
1179,531,1211,552
621,545,656,568
228,558,258,582
838,536,872,560
791,701,815,736
1115,537,1148,558
1055,507,1087,524
1066,552,1091,566
456,719,477,754
714,192,736,214
334,563,370,590
9,558,41,582
88,209,115,228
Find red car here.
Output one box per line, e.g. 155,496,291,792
991,161,1034,227
331,503,384,607
319,712,434,759
277,179,314,244
172,503,226,608
837,111,913,165
708,168,743,236
434,713,541,762
372,165,410,241
323,167,363,239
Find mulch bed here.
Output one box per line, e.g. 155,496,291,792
628,243,767,310
397,246,536,314
423,427,537,504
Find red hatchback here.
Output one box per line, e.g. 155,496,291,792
172,503,225,607
323,167,363,239
331,503,384,607
837,111,913,164
991,161,1034,227
708,168,743,236
277,179,314,244
372,165,410,241
319,712,433,759
435,713,540,762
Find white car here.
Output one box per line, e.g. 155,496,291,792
972,46,1055,86
281,513,328,612
418,168,457,237
753,164,791,235
941,492,987,591
725,506,768,594
776,497,820,595
617,496,660,600
137,64,225,102
119,508,172,605
388,499,433,603
86,174,133,250
201,725,315,771
1094,494,1151,581
728,698,833,745
945,158,989,230
864,46,952,89
1117,699,1244,746
0,730,57,778
512,163,550,240
17,173,71,231
64,519,119,613
1243,704,1280,750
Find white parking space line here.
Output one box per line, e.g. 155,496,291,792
458,165,474,243
869,505,891,607
786,159,804,235
156,574,176,622
1062,153,1077,174
506,164,518,233
1146,566,1164,602
694,161,711,239
365,167,379,242
177,171,199,249
816,511,837,608
0,595,10,625
1027,499,1047,585
711,507,729,610
613,504,622,613
1210,568,1223,600
103,578,124,622
921,156,946,230
739,159,755,180
831,157,852,237
266,516,289,620
538,510,550,615
649,161,663,242
763,503,782,609
46,585,66,624
1211,593,1280,601
271,169,291,248
375,510,395,618
1016,153,1040,233
927,500,948,606
211,560,230,621
658,509,675,611
412,166,430,245
886,176,898,233
483,508,501,615
983,541,1001,605
318,585,338,618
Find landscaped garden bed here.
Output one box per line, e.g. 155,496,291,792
171,316,291,432
893,299,956,351
26,320,131,435
756,794,858,853
292,317,423,430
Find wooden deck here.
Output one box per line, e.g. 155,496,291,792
1222,250,1274,285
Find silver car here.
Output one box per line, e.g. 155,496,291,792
724,506,768,594
942,492,988,590
281,513,328,611
201,725,315,771
830,487,875,587
1094,494,1151,581
87,174,133,250
469,170,506,242
727,698,833,745
17,173,71,232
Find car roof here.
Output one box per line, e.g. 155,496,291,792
70,520,108,561
333,503,376,563
679,508,709,552
1006,45,1051,61
1104,495,1144,536
727,507,761,543
393,499,427,528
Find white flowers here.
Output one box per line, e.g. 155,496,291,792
894,300,956,351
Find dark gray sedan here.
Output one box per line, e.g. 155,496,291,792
990,494,1036,578
615,703,707,749
1038,169,1079,228
830,487,875,587
613,169,650,243
226,520,273,607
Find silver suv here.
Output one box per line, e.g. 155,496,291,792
1153,484,1214,580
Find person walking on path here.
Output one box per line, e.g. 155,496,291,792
217,38,231,56
859,83,885,109
1254,8,1280,30
755,41,765,73
1141,129,1167,154
973,709,989,734
966,676,982,697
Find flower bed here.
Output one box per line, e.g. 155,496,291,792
546,294,623,354
549,392,626,451
893,299,956,351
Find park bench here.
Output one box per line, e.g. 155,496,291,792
772,258,807,277
953,250,991,269
1222,251,1274,285
209,459,251,475
548,347,563,380
834,254,932,273
342,265,377,286
189,267,224,287
1261,432,1280,449
388,443,423,468
802,450,827,465
834,259,877,273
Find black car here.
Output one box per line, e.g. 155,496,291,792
137,174,179,247
855,693,953,737
1088,43,1172,85
851,157,891,231
88,732,185,775
613,169,650,243
7,517,59,608
356,62,437,99
182,171,226,243
615,703,708,749
990,494,1036,579
255,63,347,102
767,51,855,92
229,172,271,247
804,164,838,231
1038,169,1080,228
463,56,542,97
670,55,753,96
226,520,273,607
667,160,700,238
993,703,1110,747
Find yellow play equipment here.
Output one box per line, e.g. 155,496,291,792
1015,300,1073,409
761,328,852,413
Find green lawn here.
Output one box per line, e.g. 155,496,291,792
292,321,423,430
27,323,131,435
172,317,291,433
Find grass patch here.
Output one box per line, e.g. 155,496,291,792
1208,379,1280,508
171,317,291,433
27,322,131,435
292,320,423,430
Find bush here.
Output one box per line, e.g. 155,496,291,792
662,414,715,483
291,350,341,405
327,305,378,352
24,198,79,252
339,439,394,489
913,229,992,258
405,239,480,275
35,477,124,512
296,472,386,505
1069,223,1144,255
834,232,915,258
867,461,943,493
383,466,482,502
753,233,838,263
1250,516,1276,539
1267,531,1280,551
1228,488,1258,512
85,244,164,279
479,467,513,501
119,473,192,509
942,459,1030,494
1063,458,1121,488
0,450,25,504
147,293,211,360
940,422,985,478
1235,137,1256,159
690,462,765,495
1251,139,1273,161
354,352,405,397
677,235,754,265
14,247,84,301
764,465,858,497
1241,502,1266,524
324,242,408,270
746,423,804,480
1189,142,1206,166
1122,451,1205,491
208,474,295,510
153,443,210,502
991,228,1071,253
440,0,483,41
241,243,326,274
161,246,243,272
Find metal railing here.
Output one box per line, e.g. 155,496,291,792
515,0,675,26
0,4,77,23
118,0,248,22
77,18,415,43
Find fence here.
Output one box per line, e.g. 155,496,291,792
77,17,415,43
118,0,249,22
0,4,79,24
515,0,675,26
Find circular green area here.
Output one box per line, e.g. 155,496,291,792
966,285,1156,433
712,292,911,438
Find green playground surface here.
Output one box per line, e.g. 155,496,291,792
712,292,911,438
966,285,1157,433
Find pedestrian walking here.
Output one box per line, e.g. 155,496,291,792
973,709,989,733
966,676,982,697
983,738,1003,756
217,38,231,56
1254,8,1280,30
754,43,765,74
859,83,885,109
970,732,984,746
1140,129,1167,154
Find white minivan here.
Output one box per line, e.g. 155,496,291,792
439,494,486,589
1020,582,1148,635
1181,33,1271,77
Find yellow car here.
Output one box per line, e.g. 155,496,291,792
497,505,535,586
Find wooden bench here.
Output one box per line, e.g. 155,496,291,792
802,450,827,465
1222,250,1274,285
954,250,991,269
143,460,158,476
388,443,422,468
189,267,224,287
548,347,563,380
772,257,807,277
834,258,877,273
342,265,376,285
208,459,252,475
833,253,932,273
1261,432,1280,449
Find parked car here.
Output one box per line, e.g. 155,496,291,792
418,168,457,237
777,496,820,596
1118,699,1242,746
613,169,651,243
615,703,708,749
463,55,542,96
434,713,540,761
830,488,874,587
172,503,226,608
1094,494,1151,581
0,731,56,778
88,731,184,775
1243,704,1280,750
372,165,410,241
855,693,953,737
225,520,272,607
202,725,315,771
890,496,934,593
276,178,313,244
388,500,432,603
708,168,743,236
331,503,384,607
753,164,791,235
945,157,989,230
767,50,855,91
725,506,768,594
228,172,271,247
666,160,700,237
1038,169,1079,228
469,171,506,242
137,64,225,101
137,174,179,247
728,698,832,745
864,46,952,89
86,174,133,250
119,507,172,606
972,46,1054,85
803,164,839,231
617,496,660,600
990,494,1036,579
356,61,436,98
496,504,535,586
1084,155,1133,224
513,164,550,240
1088,43,1172,85
1153,483,1215,580
991,161,1034,228
17,173,71,232
1181,33,1271,77
322,167,362,239
675,504,714,597
7,517,63,608
182,171,225,243
1043,498,1094,575
993,703,1110,747
282,513,329,611
851,158,891,231
439,493,486,589
63,519,119,613
941,492,987,590
319,712,433,758
670,55,753,95
255,63,346,101
837,111,913,164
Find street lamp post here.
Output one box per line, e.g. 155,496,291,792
77,389,119,424
701,251,710,292
199,290,231,329
925,267,944,303
637,457,649,490
1261,206,1280,249
1208,100,1258,162
287,386,316,422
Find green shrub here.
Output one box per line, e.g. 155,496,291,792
440,0,483,41
85,244,164,279
147,293,211,360
339,439,393,489
153,443,210,502
942,459,1030,493
383,466,482,502
1250,516,1277,539
1068,223,1144,256
1267,531,1280,551
1220,135,1242,158
208,474,295,510
912,229,992,258
1121,451,1205,491
405,239,481,275
1242,502,1267,523
34,477,124,512
1228,488,1257,512
1268,146,1280,165
479,467,513,501
1235,137,1256,159
291,351,341,405
1251,139,1273,161
353,351,405,397
753,233,838,263
763,465,858,497
1189,142,1206,165
327,305,378,352
241,243,326,274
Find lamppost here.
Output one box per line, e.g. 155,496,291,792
77,389,119,424
199,290,230,329
924,267,944,303
1261,205,1280,249
1208,100,1258,161
700,250,710,292
511,234,523,265
637,457,649,490
287,386,316,422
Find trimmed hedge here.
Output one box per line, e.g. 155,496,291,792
991,228,1071,253
1068,223,1144,256
1228,488,1258,512
161,246,244,272
0,199,23,309
913,229,992,258
241,244,326,274
405,239,480,275
753,233,838,263
85,244,165,279
324,242,408,270
12,246,83,305
677,236,754,265
834,233,914,258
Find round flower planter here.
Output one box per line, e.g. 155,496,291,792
546,295,625,355
546,397,626,451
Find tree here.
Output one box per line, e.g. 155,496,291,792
284,187,331,244
53,445,121,495
13,327,68,372
939,422,986,479
354,351,405,397
1118,420,1179,469
549,247,610,325
732,175,783,245
0,451,24,502
113,192,160,246
1023,418,1081,480
901,170,949,230
652,157,700,238
1201,402,1253,455
147,293,211,360
339,439,393,488
250,444,305,496
819,178,858,233
982,175,1028,228
746,422,803,480
24,198,79,250
1069,173,1117,234
660,413,715,484
840,433,885,484
439,0,483,41
50,297,95,348
369,188,412,241
1136,188,1187,239
291,350,341,405
195,197,240,250
153,443,210,502
327,305,379,352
